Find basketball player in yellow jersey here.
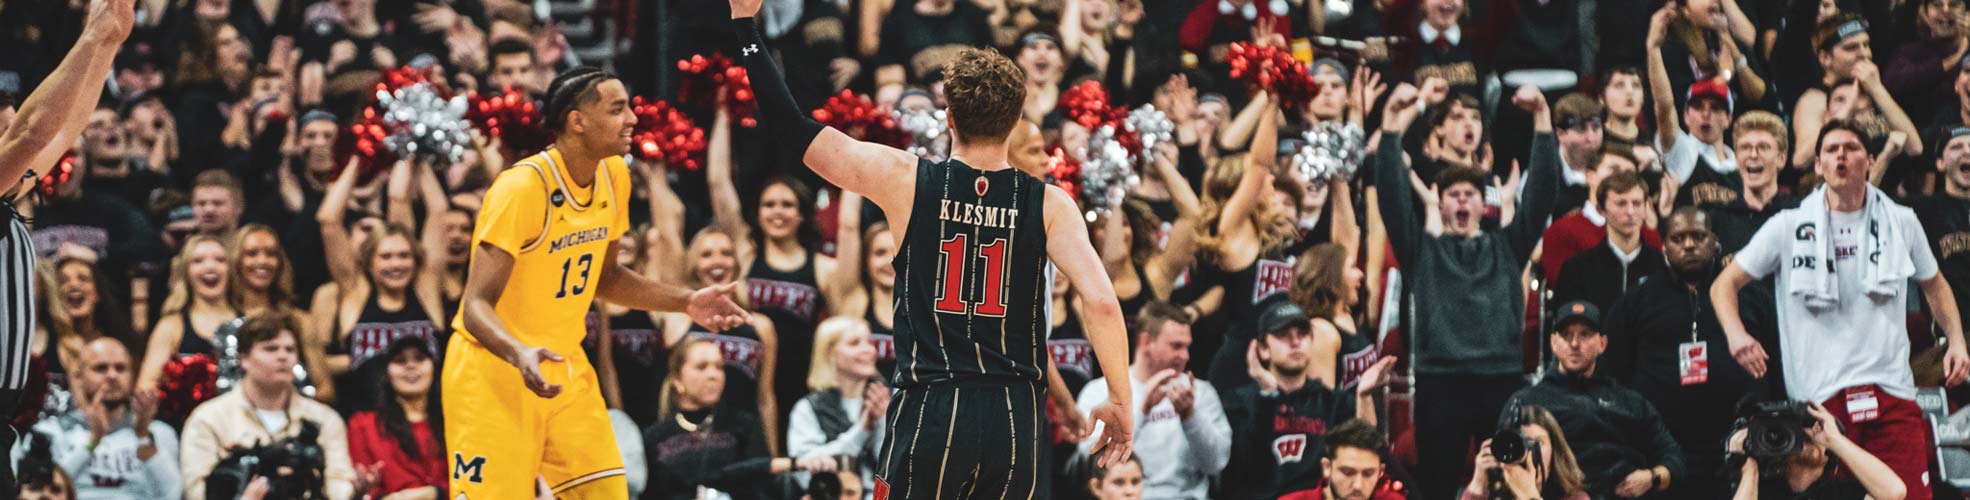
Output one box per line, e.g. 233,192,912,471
446,66,750,499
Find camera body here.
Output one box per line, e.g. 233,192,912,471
206,420,328,500
1492,427,1543,466
1742,400,1816,462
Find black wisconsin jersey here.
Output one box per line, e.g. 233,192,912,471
890,159,1050,388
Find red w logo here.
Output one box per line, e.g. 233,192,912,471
1272,433,1308,464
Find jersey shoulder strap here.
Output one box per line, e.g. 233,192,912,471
512,154,558,253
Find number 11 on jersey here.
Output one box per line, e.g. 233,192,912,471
933,234,1008,316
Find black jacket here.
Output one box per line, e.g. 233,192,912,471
1551,239,1667,324
1601,268,1777,485
1221,383,1360,500
1503,368,1687,499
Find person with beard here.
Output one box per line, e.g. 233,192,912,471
1375,81,1562,500
1075,303,1231,500
1649,6,1741,210
1549,171,1666,319
1702,112,1800,254
1501,301,1685,499
1290,419,1407,500
18,337,178,499
1221,296,1395,500
1714,121,1967,500
1599,208,1772,498
1904,128,1970,363
485,39,540,96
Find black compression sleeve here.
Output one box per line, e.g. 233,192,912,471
731,18,825,159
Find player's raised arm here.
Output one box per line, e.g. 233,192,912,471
0,0,132,187
728,0,918,218
1043,184,1135,467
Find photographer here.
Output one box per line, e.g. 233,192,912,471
1464,405,1592,500
15,337,179,499
1502,302,1685,499
1727,402,1907,500
180,313,354,500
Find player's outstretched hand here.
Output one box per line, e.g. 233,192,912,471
514,346,565,398
688,283,752,332
730,0,762,19
1088,400,1134,468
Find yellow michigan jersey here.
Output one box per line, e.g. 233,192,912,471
445,149,632,499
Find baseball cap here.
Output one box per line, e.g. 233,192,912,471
1255,295,1310,335
1552,300,1602,332
1686,78,1733,113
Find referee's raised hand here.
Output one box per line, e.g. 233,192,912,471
1087,400,1134,468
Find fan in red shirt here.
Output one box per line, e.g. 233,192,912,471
1278,419,1409,500
346,336,447,497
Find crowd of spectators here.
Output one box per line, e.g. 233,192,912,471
14,0,1970,498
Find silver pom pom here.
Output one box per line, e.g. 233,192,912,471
1126,105,1175,163
1293,122,1366,183
376,83,472,166
1081,124,1139,218
897,108,950,162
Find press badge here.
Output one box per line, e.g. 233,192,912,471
1679,341,1709,385
1848,388,1880,423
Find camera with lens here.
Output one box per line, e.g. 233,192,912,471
1740,400,1816,462
1487,406,1545,500
206,420,328,500
1492,427,1542,466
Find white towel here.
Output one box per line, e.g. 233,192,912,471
1786,185,1913,311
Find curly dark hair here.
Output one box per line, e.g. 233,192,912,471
942,48,1026,145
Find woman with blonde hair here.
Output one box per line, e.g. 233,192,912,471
787,317,887,497
34,256,137,389
227,223,295,318
1288,243,1372,391
653,224,780,454
644,337,820,499
137,234,238,390
1464,405,1591,500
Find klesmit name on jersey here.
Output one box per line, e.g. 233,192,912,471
548,227,610,253
939,200,1020,229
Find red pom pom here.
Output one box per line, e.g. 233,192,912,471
812,90,908,148
630,98,710,170
1061,81,1116,130
1046,146,1081,203
677,53,761,127
466,86,549,158
157,354,218,428
1225,42,1319,113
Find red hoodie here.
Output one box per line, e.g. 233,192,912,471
347,411,448,496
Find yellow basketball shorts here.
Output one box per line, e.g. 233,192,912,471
444,335,626,499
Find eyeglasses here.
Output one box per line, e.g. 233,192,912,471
1738,143,1779,154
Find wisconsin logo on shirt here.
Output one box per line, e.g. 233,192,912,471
1048,339,1094,377
748,278,821,320
1273,433,1308,464
871,333,897,362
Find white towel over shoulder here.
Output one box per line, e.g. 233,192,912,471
1785,185,1913,311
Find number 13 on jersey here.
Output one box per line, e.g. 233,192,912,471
934,234,1009,316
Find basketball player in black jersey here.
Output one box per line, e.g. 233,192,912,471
729,0,1136,498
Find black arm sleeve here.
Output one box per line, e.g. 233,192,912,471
731,17,826,166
